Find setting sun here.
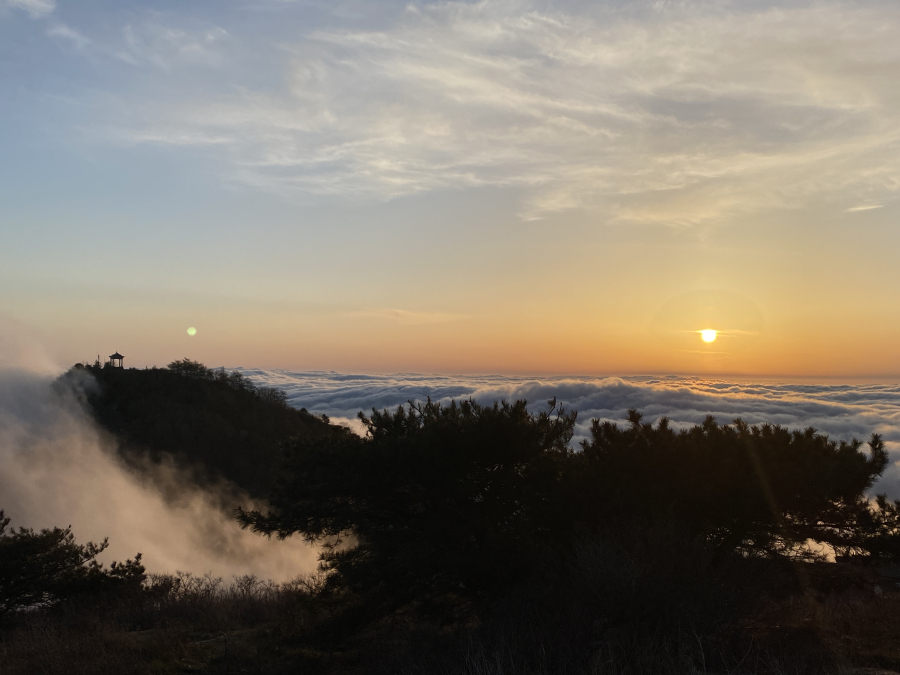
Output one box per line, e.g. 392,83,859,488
701,329,718,343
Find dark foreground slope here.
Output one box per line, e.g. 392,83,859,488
62,360,347,498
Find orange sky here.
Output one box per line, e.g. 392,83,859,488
2,0,899,378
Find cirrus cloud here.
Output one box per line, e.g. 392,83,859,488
4,0,55,19
110,0,900,223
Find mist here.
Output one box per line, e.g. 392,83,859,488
0,368,319,581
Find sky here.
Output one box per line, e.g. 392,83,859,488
2,0,899,377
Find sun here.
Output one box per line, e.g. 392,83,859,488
700,329,717,343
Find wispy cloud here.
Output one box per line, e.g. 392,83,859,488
4,0,54,18
118,23,230,69
104,1,900,224
48,23,91,49
29,14,229,69
355,308,470,325
846,204,884,212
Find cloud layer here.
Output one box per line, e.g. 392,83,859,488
243,369,900,498
110,0,900,221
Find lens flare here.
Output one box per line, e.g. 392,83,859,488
700,329,717,343
187,327,197,336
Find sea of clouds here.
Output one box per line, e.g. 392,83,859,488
244,370,900,499
4,366,900,581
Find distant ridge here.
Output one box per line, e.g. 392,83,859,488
59,360,350,498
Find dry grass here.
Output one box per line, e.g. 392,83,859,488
0,573,318,675
3,559,900,674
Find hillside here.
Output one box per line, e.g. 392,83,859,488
60,360,349,498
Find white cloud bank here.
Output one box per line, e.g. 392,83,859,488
117,0,900,221
243,369,900,498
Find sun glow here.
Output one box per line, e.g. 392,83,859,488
700,329,718,343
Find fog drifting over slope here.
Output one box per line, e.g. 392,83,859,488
0,369,319,580
243,370,900,499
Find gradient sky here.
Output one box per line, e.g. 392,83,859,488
2,0,899,376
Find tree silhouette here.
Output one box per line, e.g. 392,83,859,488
239,398,577,606
573,411,889,558
241,401,899,614
0,511,144,618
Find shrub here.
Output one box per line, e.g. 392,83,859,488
0,511,144,619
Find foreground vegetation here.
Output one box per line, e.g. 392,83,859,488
4,518,900,674
4,362,900,673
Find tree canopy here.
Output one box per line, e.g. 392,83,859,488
240,400,900,608
239,398,577,604
0,511,144,618
574,411,888,558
